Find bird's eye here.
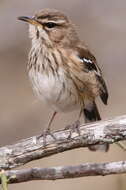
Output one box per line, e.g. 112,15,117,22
44,22,57,28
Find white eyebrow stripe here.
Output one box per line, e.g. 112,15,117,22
42,20,66,24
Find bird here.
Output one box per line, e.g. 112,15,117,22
18,8,109,151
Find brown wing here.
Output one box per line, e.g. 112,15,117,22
77,47,108,105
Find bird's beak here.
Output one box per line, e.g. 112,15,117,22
18,16,41,26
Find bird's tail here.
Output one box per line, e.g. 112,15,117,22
83,101,109,152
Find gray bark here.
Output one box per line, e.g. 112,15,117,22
4,161,126,183
0,115,126,170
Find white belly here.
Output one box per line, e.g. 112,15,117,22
29,68,79,112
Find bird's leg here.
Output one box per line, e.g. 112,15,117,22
47,111,57,131
65,110,82,139
38,111,57,146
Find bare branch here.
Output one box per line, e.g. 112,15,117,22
3,161,126,183
0,115,126,170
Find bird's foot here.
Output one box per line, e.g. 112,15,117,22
37,128,56,147
65,120,81,139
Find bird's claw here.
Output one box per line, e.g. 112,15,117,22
65,120,81,139
37,128,56,147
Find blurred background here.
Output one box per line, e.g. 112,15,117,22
0,0,126,189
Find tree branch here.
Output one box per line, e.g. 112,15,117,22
2,161,126,183
0,115,126,170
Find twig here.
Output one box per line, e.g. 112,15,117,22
0,170,8,190
2,161,126,183
0,115,126,170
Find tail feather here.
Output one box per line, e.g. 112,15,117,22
84,102,101,122
84,101,109,152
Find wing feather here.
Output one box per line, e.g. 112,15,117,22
77,47,108,105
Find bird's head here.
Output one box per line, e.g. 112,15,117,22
18,9,79,47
